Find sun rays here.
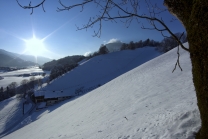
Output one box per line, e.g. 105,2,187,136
23,35,47,57
0,13,82,61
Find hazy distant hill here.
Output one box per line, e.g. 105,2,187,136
0,53,37,67
42,55,85,70
17,55,51,66
0,49,51,65
106,42,122,52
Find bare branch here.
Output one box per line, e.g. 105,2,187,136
161,31,169,38
57,0,93,12
16,0,190,52
16,0,46,14
106,1,189,52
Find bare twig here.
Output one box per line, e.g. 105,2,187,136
172,32,184,72
57,0,93,12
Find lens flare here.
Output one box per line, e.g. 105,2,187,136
24,35,47,57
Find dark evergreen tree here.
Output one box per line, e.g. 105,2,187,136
0,87,3,93
8,82,18,96
29,76,36,89
128,41,136,50
120,43,128,50
98,45,109,54
156,33,185,53
142,38,150,46
20,79,29,98
137,40,143,48
92,51,99,57
0,87,3,101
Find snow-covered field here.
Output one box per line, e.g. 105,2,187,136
1,44,201,139
0,67,49,88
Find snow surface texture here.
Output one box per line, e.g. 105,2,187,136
2,43,201,139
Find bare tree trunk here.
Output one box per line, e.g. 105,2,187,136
189,2,208,138
165,0,208,138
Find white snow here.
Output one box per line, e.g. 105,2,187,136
0,76,43,88
0,67,49,88
40,47,161,98
0,67,43,77
1,44,201,139
0,96,34,137
0,96,24,134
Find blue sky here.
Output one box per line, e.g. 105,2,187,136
0,0,185,59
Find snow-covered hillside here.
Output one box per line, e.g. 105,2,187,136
0,97,23,134
1,44,201,139
0,96,33,136
41,47,161,96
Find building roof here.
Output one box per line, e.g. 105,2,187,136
34,90,72,99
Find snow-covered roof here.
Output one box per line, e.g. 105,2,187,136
34,90,72,99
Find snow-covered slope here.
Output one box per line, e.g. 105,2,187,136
42,47,161,96
2,43,201,139
0,96,23,134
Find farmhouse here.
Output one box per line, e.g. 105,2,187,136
34,90,72,109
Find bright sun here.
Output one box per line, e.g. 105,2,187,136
24,36,47,57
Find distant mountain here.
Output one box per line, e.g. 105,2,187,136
42,55,85,70
0,53,37,68
0,49,51,65
17,55,51,66
106,42,122,52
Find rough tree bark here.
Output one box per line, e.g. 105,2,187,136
164,0,208,138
